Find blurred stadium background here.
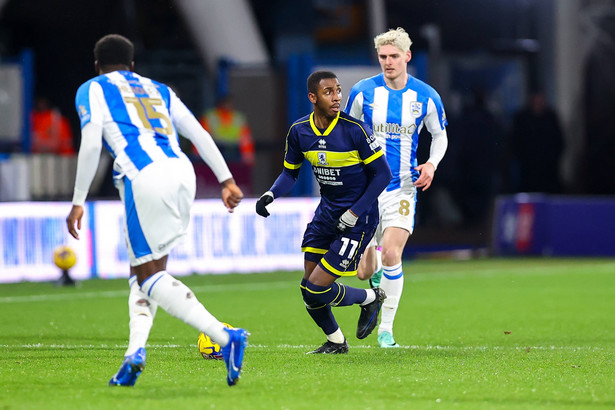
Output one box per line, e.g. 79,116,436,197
1,0,614,282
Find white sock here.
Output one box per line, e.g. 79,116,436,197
326,328,345,344
140,271,230,347
378,263,404,335
125,276,158,356
360,288,376,306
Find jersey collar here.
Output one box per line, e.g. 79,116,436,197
379,72,412,92
309,111,340,136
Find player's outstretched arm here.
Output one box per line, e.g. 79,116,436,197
67,122,103,240
221,178,243,213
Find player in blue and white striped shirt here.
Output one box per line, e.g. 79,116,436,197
345,28,448,348
66,34,248,386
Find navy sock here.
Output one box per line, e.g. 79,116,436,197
328,282,368,307
305,281,367,307
301,279,338,334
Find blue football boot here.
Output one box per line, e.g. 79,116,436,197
108,347,146,386
221,327,249,386
356,288,386,339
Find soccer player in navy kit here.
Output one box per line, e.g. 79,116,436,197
256,71,392,354
345,28,449,348
66,34,248,386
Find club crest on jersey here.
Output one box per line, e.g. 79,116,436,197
410,102,423,117
318,139,326,148
317,152,328,165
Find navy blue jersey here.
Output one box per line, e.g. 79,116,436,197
283,111,384,224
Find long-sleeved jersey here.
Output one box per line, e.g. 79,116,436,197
345,73,448,191
271,110,391,224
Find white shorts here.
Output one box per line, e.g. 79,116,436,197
117,157,196,266
369,185,417,247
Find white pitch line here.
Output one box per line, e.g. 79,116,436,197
0,280,297,304
0,343,607,352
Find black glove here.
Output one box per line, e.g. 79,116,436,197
256,191,274,217
336,209,358,233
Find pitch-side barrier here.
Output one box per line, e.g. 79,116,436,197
0,198,318,283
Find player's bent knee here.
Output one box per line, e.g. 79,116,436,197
302,290,318,306
381,248,403,266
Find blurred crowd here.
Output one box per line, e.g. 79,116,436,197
424,87,566,233
2,0,615,240
22,84,571,235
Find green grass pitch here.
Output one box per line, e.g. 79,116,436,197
1,258,614,409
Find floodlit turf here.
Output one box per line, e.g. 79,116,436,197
1,258,614,409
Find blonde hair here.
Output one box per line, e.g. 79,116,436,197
374,27,412,53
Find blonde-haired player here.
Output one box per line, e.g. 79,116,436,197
345,27,448,348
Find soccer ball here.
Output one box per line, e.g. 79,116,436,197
198,323,233,360
53,245,77,271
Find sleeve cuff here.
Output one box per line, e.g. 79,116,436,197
426,159,439,170
72,189,89,206
216,170,234,184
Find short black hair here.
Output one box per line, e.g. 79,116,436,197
307,70,337,94
94,34,134,67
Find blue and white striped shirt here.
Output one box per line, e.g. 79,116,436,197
75,71,189,181
345,73,447,191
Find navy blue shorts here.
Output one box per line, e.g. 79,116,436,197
301,216,377,277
